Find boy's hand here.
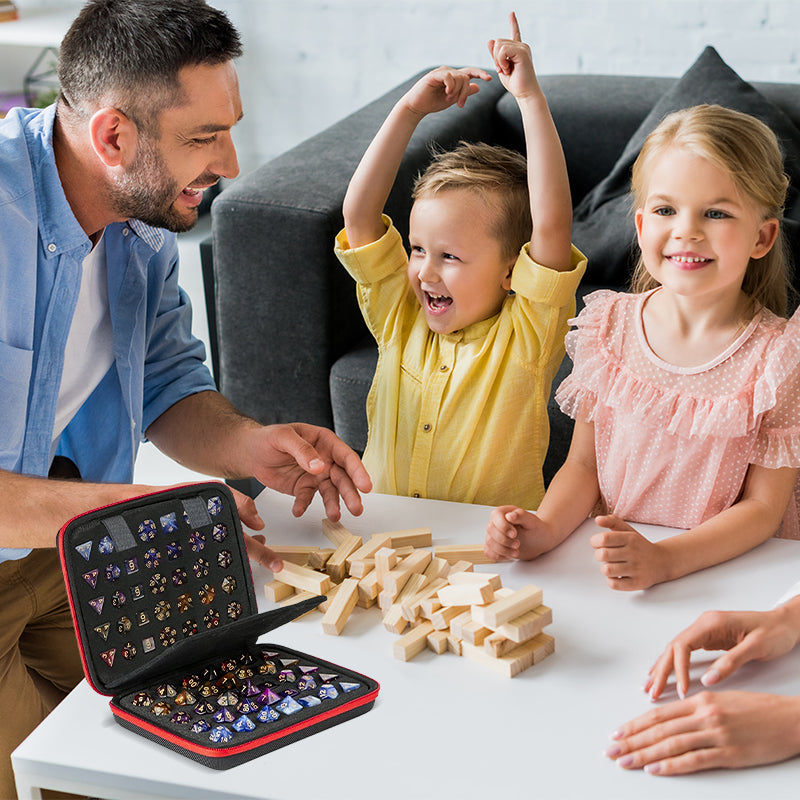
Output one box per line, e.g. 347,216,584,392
591,515,667,591
484,505,554,561
487,11,540,100
403,66,491,119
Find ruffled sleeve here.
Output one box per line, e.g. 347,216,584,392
554,290,617,424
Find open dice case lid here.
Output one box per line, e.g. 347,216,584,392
57,482,379,768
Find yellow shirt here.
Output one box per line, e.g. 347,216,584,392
335,218,586,509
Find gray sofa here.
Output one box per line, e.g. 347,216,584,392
205,47,800,495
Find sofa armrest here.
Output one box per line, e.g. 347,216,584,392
209,68,507,429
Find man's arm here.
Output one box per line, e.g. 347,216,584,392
342,65,491,248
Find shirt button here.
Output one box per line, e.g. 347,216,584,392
412,492,420,498
422,423,432,432
47,243,56,252
123,227,129,236
439,365,449,372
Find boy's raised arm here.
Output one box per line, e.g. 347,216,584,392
488,12,573,270
342,66,491,249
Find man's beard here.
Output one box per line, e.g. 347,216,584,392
108,135,198,233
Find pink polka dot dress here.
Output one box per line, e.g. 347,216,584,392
556,290,800,539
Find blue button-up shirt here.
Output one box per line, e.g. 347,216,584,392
0,105,217,561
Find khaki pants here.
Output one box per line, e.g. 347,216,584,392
0,549,84,800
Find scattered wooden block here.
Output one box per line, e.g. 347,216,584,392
461,633,554,677
426,629,450,655
321,519,355,547
347,559,375,579
446,633,463,656
419,598,442,619
393,621,435,661
437,579,495,606
317,582,342,612
264,580,294,604
326,532,363,583
308,548,335,570
471,585,543,629
433,544,496,564
377,528,433,549
448,610,475,641
460,619,493,646
346,534,391,570
495,604,553,644
382,573,429,631
382,549,432,596
357,569,381,602
447,571,502,591
321,578,360,635
374,547,399,583
401,577,449,622
275,561,332,595
430,604,469,630
269,545,319,565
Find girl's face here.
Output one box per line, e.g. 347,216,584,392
635,146,778,306
408,188,515,334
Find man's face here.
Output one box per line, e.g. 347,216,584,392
109,61,242,232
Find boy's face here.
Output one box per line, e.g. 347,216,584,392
407,188,515,334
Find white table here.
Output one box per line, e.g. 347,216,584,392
12,490,800,799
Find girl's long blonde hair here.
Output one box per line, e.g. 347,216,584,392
630,104,792,317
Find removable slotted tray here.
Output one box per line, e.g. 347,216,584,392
58,482,379,768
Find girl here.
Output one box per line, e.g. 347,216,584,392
485,104,800,590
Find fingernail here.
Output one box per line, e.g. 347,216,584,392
611,729,623,740
701,668,720,687
677,685,686,700
605,744,621,758
309,458,324,471
617,755,633,768
644,762,662,775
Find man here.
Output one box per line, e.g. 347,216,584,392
0,1,371,795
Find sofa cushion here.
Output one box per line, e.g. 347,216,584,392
571,45,800,291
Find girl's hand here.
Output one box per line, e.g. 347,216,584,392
487,12,540,100
607,691,800,775
403,66,491,119
590,515,667,590
484,505,554,561
646,607,800,700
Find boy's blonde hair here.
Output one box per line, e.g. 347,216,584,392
412,141,531,260
630,104,791,317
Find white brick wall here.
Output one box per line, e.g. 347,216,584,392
8,0,800,173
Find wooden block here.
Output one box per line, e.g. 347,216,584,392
317,582,342,612
448,571,502,591
381,573,428,627
269,545,319,565
430,604,469,630
393,621,435,661
326,533,363,583
347,559,375,579
437,581,495,607
279,590,320,619
264,580,294,604
401,577,449,622
275,561,332,595
307,548,335,570
374,547,399,583
446,633,463,656
448,610,475,641
460,619,493,646
357,569,381,602
446,560,474,575
433,544,496,565
471,585,543,629
375,528,433,548
382,549,432,596
426,629,450,655
423,556,450,581
419,598,442,619
321,519,354,547
346,534,391,569
495,604,553,644
461,632,554,677
356,593,377,609
484,632,520,658
321,578,360,635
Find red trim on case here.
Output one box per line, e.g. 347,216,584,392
111,686,380,756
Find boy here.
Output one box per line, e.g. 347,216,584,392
335,14,585,508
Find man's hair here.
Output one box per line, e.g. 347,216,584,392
412,141,531,260
57,0,242,134
630,104,791,316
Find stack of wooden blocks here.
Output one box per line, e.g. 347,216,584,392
264,520,554,678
